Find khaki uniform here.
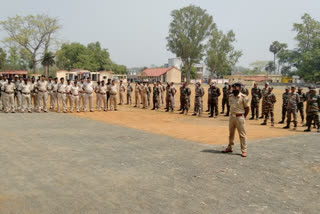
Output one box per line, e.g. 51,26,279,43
94,84,101,109
0,79,8,110
109,84,118,110
119,84,126,105
4,82,16,113
147,85,152,106
127,85,133,104
84,82,94,112
134,84,141,107
51,82,58,110
57,82,67,112
66,84,72,110
78,82,85,110
15,81,22,111
21,82,32,112
37,80,48,112
287,92,300,127
47,81,54,109
31,82,38,111
98,84,108,111
227,93,249,153
141,85,148,108
70,85,80,112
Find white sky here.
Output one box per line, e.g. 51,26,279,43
0,0,319,68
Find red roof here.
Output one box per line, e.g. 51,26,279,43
0,70,28,75
244,76,270,82
139,67,179,77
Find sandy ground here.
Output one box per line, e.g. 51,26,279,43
72,85,311,145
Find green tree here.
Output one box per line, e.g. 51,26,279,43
265,61,276,74
41,52,55,76
206,29,242,78
293,13,320,52
181,66,198,80
0,14,61,73
167,5,215,83
0,47,6,70
269,41,287,73
249,61,268,73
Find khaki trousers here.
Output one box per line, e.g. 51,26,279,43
71,95,79,112
1,92,6,110
142,93,148,108
135,93,140,107
16,92,22,110
110,94,117,110
127,93,132,104
99,94,107,110
38,91,48,111
84,93,93,111
51,92,57,109
287,108,297,126
66,94,72,110
57,93,66,112
79,93,85,110
120,92,125,104
96,93,101,109
21,94,31,112
228,115,247,153
5,93,15,112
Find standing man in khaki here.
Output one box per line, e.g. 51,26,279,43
37,75,48,113
222,83,249,157
51,78,58,110
98,80,108,111
141,81,148,109
126,81,133,105
119,80,126,105
4,78,16,113
134,81,141,108
47,76,54,109
57,77,67,113
21,78,32,113
0,75,8,111
109,79,118,111
78,78,86,111
70,81,80,113
84,77,94,112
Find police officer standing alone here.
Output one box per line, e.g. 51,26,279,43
222,83,249,157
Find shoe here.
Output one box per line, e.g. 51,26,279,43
165,110,169,112
224,114,229,117
271,122,274,127
249,117,254,120
179,111,184,114
293,125,297,130
192,113,197,116
114,109,117,111
241,152,247,157
220,112,224,114
260,122,267,125
222,148,233,153
259,116,264,119
205,110,209,112
283,126,290,129
304,128,311,132
177,109,182,111
209,115,213,118
278,121,284,124
151,108,155,110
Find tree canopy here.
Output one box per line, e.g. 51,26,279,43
167,5,215,82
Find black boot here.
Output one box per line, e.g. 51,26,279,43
261,121,267,125
304,126,311,132
283,125,290,129
209,115,213,118
249,117,254,120
179,110,184,114
278,119,284,124
192,113,197,116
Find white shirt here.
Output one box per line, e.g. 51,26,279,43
71,85,80,96
58,83,67,93
84,82,94,93
37,80,48,92
21,82,32,93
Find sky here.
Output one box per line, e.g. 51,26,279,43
0,0,320,68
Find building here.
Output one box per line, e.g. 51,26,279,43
138,67,182,83
223,74,283,85
56,69,127,82
0,70,28,79
193,63,207,80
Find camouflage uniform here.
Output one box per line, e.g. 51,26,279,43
285,92,300,128
180,86,191,114
221,85,229,113
179,85,184,110
279,91,289,123
209,86,221,117
260,87,268,118
241,87,249,96
250,87,262,119
262,91,276,125
152,84,160,110
207,86,212,112
193,84,205,116
297,90,306,122
166,84,176,111
304,91,320,132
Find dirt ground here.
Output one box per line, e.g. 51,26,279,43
72,84,310,145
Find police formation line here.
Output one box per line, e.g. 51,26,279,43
0,74,319,133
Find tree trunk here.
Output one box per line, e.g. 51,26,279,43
186,64,191,84
33,58,37,74
273,54,276,74
47,65,50,77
